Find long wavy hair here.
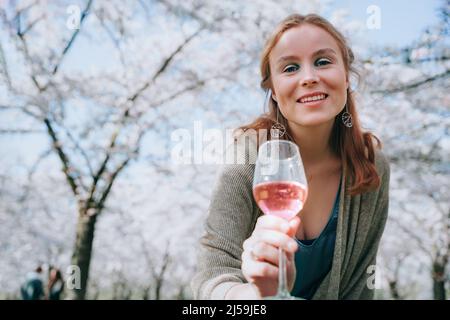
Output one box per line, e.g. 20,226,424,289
238,13,381,195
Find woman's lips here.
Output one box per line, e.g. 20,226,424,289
297,94,328,106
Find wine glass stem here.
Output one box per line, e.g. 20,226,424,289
277,247,291,298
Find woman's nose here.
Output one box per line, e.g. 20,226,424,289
300,67,319,87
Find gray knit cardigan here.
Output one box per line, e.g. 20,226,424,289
191,138,390,300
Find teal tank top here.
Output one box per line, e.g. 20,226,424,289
291,173,342,299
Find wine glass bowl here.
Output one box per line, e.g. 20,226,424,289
253,180,307,220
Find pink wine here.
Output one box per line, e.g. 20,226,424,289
253,181,307,220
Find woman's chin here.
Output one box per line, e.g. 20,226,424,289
288,116,334,128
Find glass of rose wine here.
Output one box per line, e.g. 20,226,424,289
252,140,308,300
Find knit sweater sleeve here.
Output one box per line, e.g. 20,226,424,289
190,155,258,299
342,149,391,299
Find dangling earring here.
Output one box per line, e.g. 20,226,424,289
268,90,286,139
341,104,353,128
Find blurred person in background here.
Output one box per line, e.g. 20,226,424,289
20,265,45,300
46,266,65,300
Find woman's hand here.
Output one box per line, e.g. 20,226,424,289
241,215,301,298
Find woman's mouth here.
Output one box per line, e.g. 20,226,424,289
297,94,328,105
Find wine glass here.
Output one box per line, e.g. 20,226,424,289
252,140,308,300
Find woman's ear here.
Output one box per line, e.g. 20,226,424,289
270,89,277,102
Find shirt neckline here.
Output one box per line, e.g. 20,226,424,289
295,171,342,247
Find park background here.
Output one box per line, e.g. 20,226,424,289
0,0,448,299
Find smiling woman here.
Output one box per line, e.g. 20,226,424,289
272,28,347,126
192,13,390,300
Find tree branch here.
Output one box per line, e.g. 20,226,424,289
16,29,44,91
95,156,131,212
0,41,12,88
93,125,145,214
390,215,433,261
84,27,206,206
371,69,450,94
82,25,206,202
156,0,211,30
155,243,171,300
96,16,126,67
0,128,44,134
17,14,45,36
63,127,94,178
43,118,80,197
415,169,449,217
82,27,205,200
127,27,204,104
87,130,118,205
52,0,94,75
17,148,53,203
134,79,206,119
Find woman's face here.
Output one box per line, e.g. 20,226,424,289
50,269,58,279
269,24,348,128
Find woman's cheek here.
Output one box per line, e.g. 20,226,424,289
323,69,347,89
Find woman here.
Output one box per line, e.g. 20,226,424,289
191,13,390,300
47,266,65,300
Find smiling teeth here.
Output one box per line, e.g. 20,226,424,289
300,94,326,103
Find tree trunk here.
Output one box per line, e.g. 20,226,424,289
67,209,97,300
388,280,402,300
432,261,446,300
155,279,162,300
142,286,151,300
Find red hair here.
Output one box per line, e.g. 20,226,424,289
237,14,381,195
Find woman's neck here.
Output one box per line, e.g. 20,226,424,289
287,119,337,170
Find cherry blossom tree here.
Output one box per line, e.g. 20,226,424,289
360,3,449,299
0,0,323,299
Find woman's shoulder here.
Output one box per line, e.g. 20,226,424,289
227,130,259,165
364,135,390,178
373,146,390,179
364,145,391,198
212,132,257,187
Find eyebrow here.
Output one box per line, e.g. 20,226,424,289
276,48,337,65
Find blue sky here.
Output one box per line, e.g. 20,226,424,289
325,0,443,47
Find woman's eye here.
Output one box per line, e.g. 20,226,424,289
283,64,299,73
316,58,331,66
